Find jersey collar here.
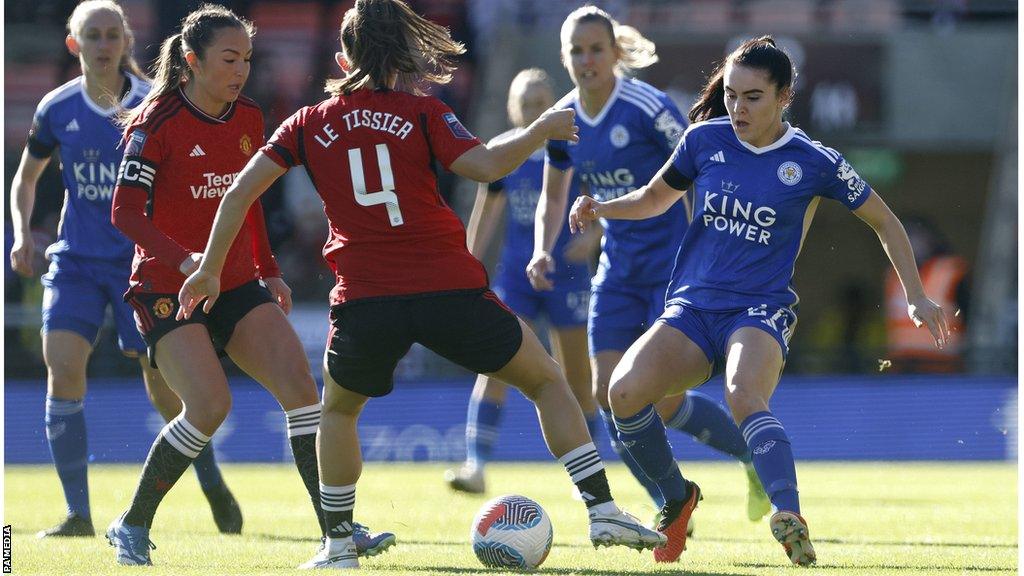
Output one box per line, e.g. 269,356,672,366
574,76,623,127
177,86,236,124
79,73,143,117
733,122,796,154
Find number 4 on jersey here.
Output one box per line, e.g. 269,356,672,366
348,144,404,226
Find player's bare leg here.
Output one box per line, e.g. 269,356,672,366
446,375,508,493
723,328,813,565
107,325,230,566
38,330,94,538
227,303,332,546
139,358,242,534
489,319,665,551
300,368,370,569
607,323,711,562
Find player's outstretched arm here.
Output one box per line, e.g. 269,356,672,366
450,108,578,183
178,153,286,319
9,149,50,277
466,182,506,259
527,162,574,291
853,192,950,348
570,164,686,233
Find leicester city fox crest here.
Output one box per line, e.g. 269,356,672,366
777,161,802,186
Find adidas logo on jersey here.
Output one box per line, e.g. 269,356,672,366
710,151,725,163
65,119,80,132
189,144,206,157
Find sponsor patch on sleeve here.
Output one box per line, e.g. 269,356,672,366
836,159,867,202
442,112,474,140
125,130,147,155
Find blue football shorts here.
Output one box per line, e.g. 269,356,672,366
41,254,146,355
493,263,590,328
658,302,798,368
588,281,668,355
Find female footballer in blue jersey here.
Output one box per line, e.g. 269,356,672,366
7,0,240,539
446,68,599,493
527,5,768,539
570,36,950,566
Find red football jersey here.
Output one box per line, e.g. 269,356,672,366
113,88,278,294
262,88,486,305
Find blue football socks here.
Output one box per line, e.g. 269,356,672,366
600,408,664,506
666,390,752,462
466,396,502,468
741,411,800,513
614,404,687,504
45,396,90,520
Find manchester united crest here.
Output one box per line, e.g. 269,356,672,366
153,297,175,319
240,134,252,156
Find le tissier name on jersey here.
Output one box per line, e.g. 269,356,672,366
338,109,414,141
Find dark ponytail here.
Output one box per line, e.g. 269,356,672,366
326,0,465,96
121,4,254,130
688,35,796,124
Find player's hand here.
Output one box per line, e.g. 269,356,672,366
535,108,578,143
569,195,602,234
177,269,221,320
526,252,555,291
263,276,293,315
179,252,202,276
907,295,949,349
563,225,601,264
9,234,35,277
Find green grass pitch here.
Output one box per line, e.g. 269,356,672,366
4,461,1016,575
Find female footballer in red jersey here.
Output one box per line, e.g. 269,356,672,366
179,0,665,569
102,5,393,567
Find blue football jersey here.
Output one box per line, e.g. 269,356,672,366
490,129,588,285
665,117,873,311
27,74,149,261
547,77,688,287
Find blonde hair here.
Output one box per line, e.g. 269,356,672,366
507,68,554,127
67,0,147,79
560,6,658,75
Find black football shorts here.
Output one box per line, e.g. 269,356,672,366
325,288,523,397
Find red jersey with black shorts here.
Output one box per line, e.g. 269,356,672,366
112,88,278,364
261,88,486,305
113,87,279,295
261,88,519,397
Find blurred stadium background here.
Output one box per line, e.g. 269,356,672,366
4,0,1017,467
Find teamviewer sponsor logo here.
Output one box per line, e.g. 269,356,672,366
191,172,239,199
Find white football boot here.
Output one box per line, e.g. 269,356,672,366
444,464,485,494
588,504,667,551
298,537,359,570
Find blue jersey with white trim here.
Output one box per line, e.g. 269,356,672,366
547,77,688,287
666,117,873,311
490,129,588,285
26,74,149,261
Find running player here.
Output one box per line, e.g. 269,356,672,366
8,0,240,539
528,5,768,532
102,5,392,566
569,36,949,566
178,0,665,569
445,68,599,494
